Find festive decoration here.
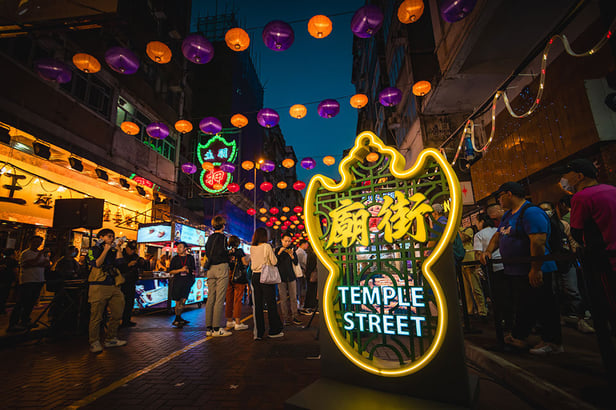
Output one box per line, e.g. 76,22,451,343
198,135,237,194
121,121,140,136
245,182,255,190
270,207,279,215
293,181,306,191
228,183,240,193
350,94,368,109
260,216,268,222
273,225,279,230
281,225,288,231
379,87,402,106
297,224,305,230
301,157,316,170
199,117,222,135
317,99,340,118
175,120,193,134
260,181,273,192
412,80,432,96
293,206,303,213
181,163,197,174
247,208,256,216
308,15,333,38
282,207,290,213
259,208,268,214
104,47,139,74
290,215,299,222
231,114,248,128
182,34,214,64
266,221,274,227
398,0,424,24
289,104,307,119
241,161,254,171
225,28,250,51
35,59,72,83
72,53,100,73
146,123,169,140
261,160,276,172
366,152,379,162
257,108,280,128
282,158,295,168
323,156,336,166
263,20,295,51
277,181,288,189
202,162,214,170
220,163,235,173
440,0,477,23
146,41,172,64
350,5,384,38
281,216,288,221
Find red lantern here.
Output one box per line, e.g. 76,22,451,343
260,181,273,192
290,215,298,222
227,183,240,193
247,208,256,216
284,220,292,225
266,221,273,227
293,206,303,213
281,225,288,231
270,207,279,215
293,181,306,191
298,224,305,230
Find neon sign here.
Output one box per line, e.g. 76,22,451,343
197,135,237,194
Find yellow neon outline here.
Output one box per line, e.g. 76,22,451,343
304,131,462,377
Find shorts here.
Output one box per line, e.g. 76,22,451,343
170,275,195,301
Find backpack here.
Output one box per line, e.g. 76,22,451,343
453,233,466,262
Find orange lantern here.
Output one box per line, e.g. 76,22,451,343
277,181,288,189
350,94,368,109
174,120,193,134
281,216,287,221
282,158,295,168
213,183,223,190
273,225,279,230
289,104,307,119
366,152,379,162
241,160,254,171
282,207,290,213
412,80,432,96
275,221,282,225
307,15,333,39
259,208,267,214
72,53,101,73
146,41,172,64
290,224,296,229
323,155,335,166
121,121,140,135
231,114,248,128
398,0,424,24
202,162,214,170
260,216,268,222
225,28,250,51
244,182,255,190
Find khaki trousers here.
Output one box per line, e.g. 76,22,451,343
88,284,125,344
205,263,229,328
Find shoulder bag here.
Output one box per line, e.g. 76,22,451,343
260,246,281,284
292,262,303,278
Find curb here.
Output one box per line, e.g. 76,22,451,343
465,342,595,410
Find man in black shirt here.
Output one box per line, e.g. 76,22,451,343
120,241,146,327
168,242,196,327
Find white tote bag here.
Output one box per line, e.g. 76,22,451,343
260,263,281,284
292,262,303,278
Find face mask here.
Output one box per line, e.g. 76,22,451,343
560,177,575,193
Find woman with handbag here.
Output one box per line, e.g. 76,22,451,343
225,236,250,331
250,227,284,340
275,234,302,326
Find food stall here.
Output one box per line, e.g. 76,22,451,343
170,223,208,308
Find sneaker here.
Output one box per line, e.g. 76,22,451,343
234,323,249,331
529,342,564,355
292,318,303,326
504,335,528,349
254,336,263,341
300,309,313,316
179,318,190,324
104,338,127,348
268,332,284,338
90,341,103,353
206,329,213,337
226,320,236,328
172,320,184,328
577,318,595,334
213,328,232,337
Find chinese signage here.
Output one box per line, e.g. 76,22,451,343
197,135,237,194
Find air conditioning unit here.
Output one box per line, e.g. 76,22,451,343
387,114,402,130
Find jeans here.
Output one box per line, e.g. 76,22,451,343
278,280,298,321
88,284,124,344
205,263,229,329
9,282,43,327
225,280,246,319
250,272,283,338
558,264,584,316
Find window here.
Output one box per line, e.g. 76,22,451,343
388,46,405,87
59,66,112,118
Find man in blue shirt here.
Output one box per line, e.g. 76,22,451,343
480,182,562,355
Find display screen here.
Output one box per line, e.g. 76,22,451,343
134,279,169,308
137,224,172,243
174,223,207,246
171,278,208,307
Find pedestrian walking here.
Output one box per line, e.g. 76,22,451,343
204,215,231,337
225,235,250,331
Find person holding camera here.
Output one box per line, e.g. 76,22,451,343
87,229,127,353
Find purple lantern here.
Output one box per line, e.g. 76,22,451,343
262,21,295,51
440,0,477,23
350,5,384,38
146,123,169,140
300,157,316,170
379,87,403,107
257,108,280,128
317,99,340,118
220,162,236,173
182,34,214,64
104,47,140,75
199,117,222,135
181,162,198,174
260,160,275,172
35,58,72,84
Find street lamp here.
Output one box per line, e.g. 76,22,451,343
254,159,263,232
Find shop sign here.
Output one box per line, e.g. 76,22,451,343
198,135,237,194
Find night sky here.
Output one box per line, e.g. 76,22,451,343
191,0,364,183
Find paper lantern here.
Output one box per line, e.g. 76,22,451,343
366,152,379,162
228,183,240,193
270,207,279,215
273,225,279,230
260,216,268,222
231,114,248,128
220,163,235,173
290,215,299,222
202,162,214,170
263,20,294,51
293,181,306,191
72,53,100,73
270,216,278,222
379,87,402,106
181,162,197,174
323,156,335,166
398,0,424,24
300,158,316,170
35,58,72,83
241,160,254,171
121,121,140,136
308,15,333,38
260,160,275,172
175,120,193,134
104,47,139,74
245,182,255,190
282,207,290,213
257,108,279,128
259,208,268,214
290,224,296,229
225,28,250,51
247,208,256,216
282,158,295,168
266,221,274,227
199,117,222,135
284,220,292,226
294,206,303,213
351,5,384,38
440,0,477,23
260,181,273,192
298,224,305,230
289,104,307,119
412,80,432,96
317,99,340,118
277,181,288,189
281,216,288,221
146,41,172,64
146,123,169,139
213,183,223,190
350,94,368,109
182,34,214,64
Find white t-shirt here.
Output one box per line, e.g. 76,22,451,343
249,243,277,273
20,249,46,283
473,227,504,272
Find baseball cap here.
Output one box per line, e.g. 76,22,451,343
494,181,526,198
432,203,444,213
126,240,138,249
554,158,597,179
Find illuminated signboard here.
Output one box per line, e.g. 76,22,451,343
197,135,237,194
174,223,206,246
304,131,463,378
130,174,154,188
137,223,172,243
